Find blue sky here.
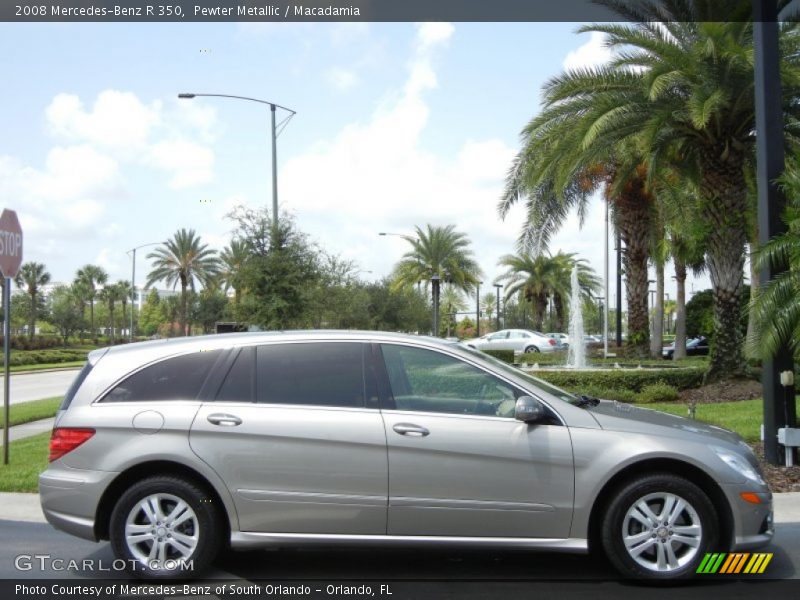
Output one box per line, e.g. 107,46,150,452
0,20,705,304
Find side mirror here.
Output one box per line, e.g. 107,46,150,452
515,396,545,423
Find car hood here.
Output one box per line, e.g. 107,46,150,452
586,400,743,446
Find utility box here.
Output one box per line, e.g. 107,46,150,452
778,427,800,447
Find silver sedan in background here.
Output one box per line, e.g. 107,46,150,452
463,329,559,353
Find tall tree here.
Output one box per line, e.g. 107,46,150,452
14,262,51,339
390,225,483,320
75,264,108,340
146,229,220,336
228,208,322,329
553,0,800,376
115,280,133,339
220,239,250,307
48,285,84,346
100,282,125,342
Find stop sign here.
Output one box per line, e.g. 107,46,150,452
0,209,23,278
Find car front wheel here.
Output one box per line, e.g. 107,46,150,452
109,475,222,578
601,473,718,580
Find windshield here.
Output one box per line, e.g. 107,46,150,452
457,344,578,404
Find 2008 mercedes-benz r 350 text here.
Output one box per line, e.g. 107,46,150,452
39,331,773,581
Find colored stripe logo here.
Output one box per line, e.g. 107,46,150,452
696,552,773,574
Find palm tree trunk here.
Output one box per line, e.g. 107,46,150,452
702,151,747,380
553,294,565,331
614,182,652,357
673,257,687,360
28,292,36,339
180,282,188,337
109,302,115,342
90,297,95,341
534,294,547,330
650,262,664,358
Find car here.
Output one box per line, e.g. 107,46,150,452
662,336,710,359
547,333,569,348
40,331,772,581
463,329,558,353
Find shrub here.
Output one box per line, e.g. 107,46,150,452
563,385,638,403
637,382,680,403
530,366,704,393
482,349,515,363
1,349,88,367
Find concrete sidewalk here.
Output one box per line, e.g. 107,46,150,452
0,417,55,445
2,491,798,526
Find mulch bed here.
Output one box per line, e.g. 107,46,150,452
751,442,800,493
679,380,799,492
678,379,763,404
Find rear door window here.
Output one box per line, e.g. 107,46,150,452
256,342,366,408
102,350,222,403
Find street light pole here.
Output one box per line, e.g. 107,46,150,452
178,93,295,229
127,242,161,341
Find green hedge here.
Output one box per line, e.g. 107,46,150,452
529,367,705,392
2,349,88,367
483,349,515,363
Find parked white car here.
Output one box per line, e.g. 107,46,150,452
463,329,558,353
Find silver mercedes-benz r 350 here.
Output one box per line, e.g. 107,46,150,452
39,331,772,580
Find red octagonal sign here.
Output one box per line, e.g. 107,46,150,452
0,209,23,278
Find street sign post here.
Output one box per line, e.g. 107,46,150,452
0,208,23,465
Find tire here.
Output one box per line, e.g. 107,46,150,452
524,345,540,353
601,473,718,580
109,475,222,579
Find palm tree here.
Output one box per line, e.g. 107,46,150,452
440,285,467,337
390,225,483,323
545,0,800,376
496,252,599,331
220,239,250,306
14,262,51,339
481,293,496,326
750,157,800,359
114,280,133,339
99,283,127,342
75,264,108,340
146,229,221,336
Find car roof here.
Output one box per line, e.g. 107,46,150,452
91,330,457,364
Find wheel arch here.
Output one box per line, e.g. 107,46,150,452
586,458,734,554
94,460,233,543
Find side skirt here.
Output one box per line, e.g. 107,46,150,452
230,532,588,553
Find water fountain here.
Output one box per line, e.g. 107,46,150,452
566,265,586,369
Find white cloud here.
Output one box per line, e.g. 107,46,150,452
45,90,216,189
146,139,214,189
46,91,161,155
326,67,359,91
562,31,612,71
278,22,526,285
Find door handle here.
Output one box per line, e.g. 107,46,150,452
393,423,429,437
207,413,242,427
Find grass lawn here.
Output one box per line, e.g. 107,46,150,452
641,399,761,442
0,432,49,492
0,397,61,430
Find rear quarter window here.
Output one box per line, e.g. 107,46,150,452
59,362,94,410
102,350,222,403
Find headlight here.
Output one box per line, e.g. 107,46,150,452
712,446,765,484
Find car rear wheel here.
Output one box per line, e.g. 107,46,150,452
601,473,718,580
109,475,222,579
524,345,539,353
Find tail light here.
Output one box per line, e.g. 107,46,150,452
548,338,557,346
49,428,95,462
